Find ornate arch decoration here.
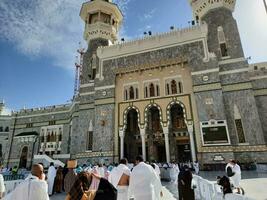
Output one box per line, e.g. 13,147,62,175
122,106,141,131
144,103,163,129
166,100,187,127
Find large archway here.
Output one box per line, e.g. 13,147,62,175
146,106,166,162
124,109,140,162
19,146,28,169
169,103,191,162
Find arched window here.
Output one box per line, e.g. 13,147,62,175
19,146,28,169
156,85,160,96
178,82,183,93
171,80,177,94
218,26,228,57
145,87,148,98
129,86,135,100
166,83,170,95
149,83,155,97
125,90,128,101
135,88,139,99
47,133,51,142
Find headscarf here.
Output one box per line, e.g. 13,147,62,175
69,172,92,200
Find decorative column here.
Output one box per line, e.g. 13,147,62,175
187,122,197,162
163,127,170,163
140,128,146,161
119,129,125,159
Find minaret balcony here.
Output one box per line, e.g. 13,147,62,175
189,0,236,19
84,22,117,42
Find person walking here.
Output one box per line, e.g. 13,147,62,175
178,165,194,200
47,162,56,195
54,166,63,193
64,160,78,194
193,161,199,175
226,159,242,193
5,164,49,200
0,165,5,199
108,158,131,200
128,156,162,200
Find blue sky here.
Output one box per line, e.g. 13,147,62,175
0,0,266,111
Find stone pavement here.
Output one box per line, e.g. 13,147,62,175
51,171,267,200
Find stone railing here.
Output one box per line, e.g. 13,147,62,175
193,175,254,200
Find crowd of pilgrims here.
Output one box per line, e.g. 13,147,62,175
3,157,200,200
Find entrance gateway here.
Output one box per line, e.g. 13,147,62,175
119,102,196,163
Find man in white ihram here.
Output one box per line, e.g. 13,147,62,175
47,162,56,195
5,164,49,200
226,159,242,193
108,158,131,200
129,156,162,200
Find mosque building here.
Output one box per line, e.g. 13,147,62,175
1,0,267,169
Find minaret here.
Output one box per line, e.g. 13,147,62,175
79,0,123,84
189,0,244,60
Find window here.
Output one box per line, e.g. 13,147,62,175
220,43,228,57
178,82,183,93
92,69,96,79
166,84,170,95
5,127,9,132
149,83,155,97
136,88,139,99
26,123,33,128
171,80,177,94
87,131,93,151
145,87,148,98
235,119,246,143
156,85,160,96
201,120,230,145
125,90,128,101
129,86,135,100
89,13,99,24
49,120,56,125
0,127,2,132
217,26,228,57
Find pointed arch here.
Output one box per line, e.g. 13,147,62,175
144,103,163,129
19,146,28,168
149,83,155,97
129,86,134,100
166,100,187,127
171,80,177,94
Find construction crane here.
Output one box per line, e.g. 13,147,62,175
74,42,85,98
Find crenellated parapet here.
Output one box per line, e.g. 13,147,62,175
14,103,73,116
97,23,209,60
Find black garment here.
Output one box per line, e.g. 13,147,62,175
178,170,195,200
94,178,117,200
178,171,184,200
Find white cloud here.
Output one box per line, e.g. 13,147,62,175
143,8,157,20
234,0,267,63
0,0,131,70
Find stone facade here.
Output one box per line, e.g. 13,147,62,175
1,0,267,168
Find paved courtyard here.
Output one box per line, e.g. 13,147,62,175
51,171,267,200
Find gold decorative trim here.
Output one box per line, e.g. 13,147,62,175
222,82,252,92
193,83,222,92
199,145,267,153
76,151,114,158
95,98,115,105
254,89,267,96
